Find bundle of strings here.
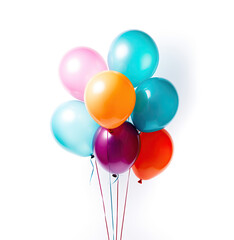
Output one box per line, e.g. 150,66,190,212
92,157,131,240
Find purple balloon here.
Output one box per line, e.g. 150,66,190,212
93,122,141,174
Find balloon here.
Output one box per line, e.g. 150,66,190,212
51,101,99,157
59,47,107,101
132,129,173,181
108,30,159,87
85,71,136,129
132,77,179,132
93,122,140,174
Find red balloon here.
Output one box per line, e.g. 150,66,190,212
132,129,173,181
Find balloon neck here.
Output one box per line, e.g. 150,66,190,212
108,129,113,133
138,179,143,184
91,154,94,158
112,174,117,178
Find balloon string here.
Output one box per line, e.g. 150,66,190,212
95,160,110,240
89,155,94,184
109,173,115,240
120,169,131,240
116,178,119,240
107,130,115,240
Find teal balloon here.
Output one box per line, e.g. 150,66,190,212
131,77,179,132
51,101,99,157
108,30,159,87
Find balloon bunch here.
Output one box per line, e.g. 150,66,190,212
51,30,178,239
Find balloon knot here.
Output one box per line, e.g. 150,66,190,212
138,179,143,184
108,129,113,133
91,154,94,158
112,174,117,178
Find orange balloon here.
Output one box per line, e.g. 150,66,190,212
132,129,173,181
84,71,136,129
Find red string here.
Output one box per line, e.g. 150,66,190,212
95,160,110,240
116,178,119,240
120,169,131,240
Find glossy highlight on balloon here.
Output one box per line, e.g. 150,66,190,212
132,129,173,180
132,77,179,132
51,101,99,157
85,71,136,129
94,122,140,174
59,47,107,101
108,30,159,87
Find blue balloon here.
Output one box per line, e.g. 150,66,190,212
108,30,159,87
131,78,179,132
51,101,99,157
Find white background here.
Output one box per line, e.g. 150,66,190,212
0,0,234,239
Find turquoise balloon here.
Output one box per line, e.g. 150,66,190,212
108,30,159,87
51,101,99,157
131,78,179,132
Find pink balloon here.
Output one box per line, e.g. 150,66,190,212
59,47,107,101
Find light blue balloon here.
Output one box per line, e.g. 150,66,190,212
131,77,179,132
51,101,99,157
108,30,159,87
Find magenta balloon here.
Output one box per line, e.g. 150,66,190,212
93,122,141,174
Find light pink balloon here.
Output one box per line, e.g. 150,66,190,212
59,47,107,101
